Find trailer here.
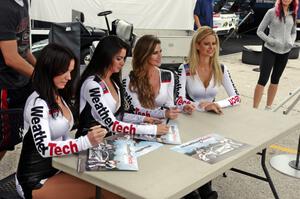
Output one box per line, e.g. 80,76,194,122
30,0,195,64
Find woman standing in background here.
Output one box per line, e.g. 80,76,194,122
253,0,298,109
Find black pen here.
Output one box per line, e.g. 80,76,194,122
161,105,170,110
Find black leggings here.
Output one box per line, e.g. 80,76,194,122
257,47,290,86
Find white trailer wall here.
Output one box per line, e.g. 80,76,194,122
30,0,195,30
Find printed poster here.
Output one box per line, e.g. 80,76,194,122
171,134,249,164
86,134,138,171
134,140,163,157
134,121,181,145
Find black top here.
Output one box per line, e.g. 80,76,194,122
0,0,30,89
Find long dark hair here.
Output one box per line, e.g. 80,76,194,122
77,35,129,116
32,43,78,117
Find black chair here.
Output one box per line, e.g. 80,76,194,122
0,108,24,149
0,109,24,199
0,173,22,199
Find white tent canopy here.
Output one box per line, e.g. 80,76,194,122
30,0,195,30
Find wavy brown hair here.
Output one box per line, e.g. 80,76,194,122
129,35,161,109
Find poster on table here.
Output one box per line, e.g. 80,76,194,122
134,121,181,145
171,134,249,164
86,134,138,171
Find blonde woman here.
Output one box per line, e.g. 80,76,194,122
176,26,240,115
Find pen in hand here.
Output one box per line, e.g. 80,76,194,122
163,105,181,120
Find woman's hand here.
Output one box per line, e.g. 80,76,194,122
183,104,196,114
156,124,170,135
87,125,107,146
199,101,211,109
202,102,223,115
165,107,181,119
143,116,162,124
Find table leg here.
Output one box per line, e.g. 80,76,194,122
230,149,279,199
96,186,101,199
261,149,279,199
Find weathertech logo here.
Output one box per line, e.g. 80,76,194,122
48,141,79,156
89,87,136,135
122,79,135,112
176,96,191,106
30,106,48,156
228,95,241,106
134,107,151,117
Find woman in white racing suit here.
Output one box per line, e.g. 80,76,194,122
16,44,118,199
75,35,169,139
176,26,240,115
122,35,194,119
177,26,240,199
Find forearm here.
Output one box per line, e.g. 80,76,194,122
194,15,201,28
26,51,36,66
123,113,145,124
215,95,241,108
6,54,34,77
257,25,271,43
176,64,192,108
291,25,297,42
0,40,34,77
256,11,272,43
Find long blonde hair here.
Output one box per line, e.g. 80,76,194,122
187,26,222,85
129,35,161,109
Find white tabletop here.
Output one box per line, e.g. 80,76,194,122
53,105,300,199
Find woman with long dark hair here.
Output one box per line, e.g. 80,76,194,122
76,35,169,139
253,0,298,109
16,43,111,199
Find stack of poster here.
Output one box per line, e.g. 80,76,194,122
134,122,181,145
86,134,138,171
171,134,249,164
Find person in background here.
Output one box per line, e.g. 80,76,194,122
0,0,36,161
76,35,169,140
193,0,214,30
122,35,194,120
298,1,300,22
176,26,240,116
253,0,298,109
16,44,119,199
